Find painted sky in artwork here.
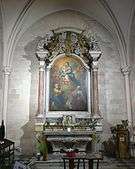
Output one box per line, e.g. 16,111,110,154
49,56,88,111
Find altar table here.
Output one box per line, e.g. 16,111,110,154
43,130,93,151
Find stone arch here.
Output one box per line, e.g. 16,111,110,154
10,9,126,123
129,12,135,66
7,7,126,68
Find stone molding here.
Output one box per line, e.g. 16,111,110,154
121,65,131,76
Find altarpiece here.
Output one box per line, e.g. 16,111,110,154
35,28,102,151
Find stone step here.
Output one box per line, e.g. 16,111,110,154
29,160,135,169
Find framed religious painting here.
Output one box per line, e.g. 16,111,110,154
46,54,90,117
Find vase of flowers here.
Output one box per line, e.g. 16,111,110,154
36,134,48,161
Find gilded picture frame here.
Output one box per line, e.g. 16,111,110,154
45,54,91,118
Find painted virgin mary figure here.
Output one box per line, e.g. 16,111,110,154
59,62,80,86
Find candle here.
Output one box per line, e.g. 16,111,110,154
67,127,71,132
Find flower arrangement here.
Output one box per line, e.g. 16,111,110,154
36,133,48,161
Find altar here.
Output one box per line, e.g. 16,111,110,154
34,28,103,156
35,116,102,154
43,130,93,152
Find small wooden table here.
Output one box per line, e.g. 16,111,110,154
62,153,103,169
62,155,85,169
86,153,103,169
0,139,15,167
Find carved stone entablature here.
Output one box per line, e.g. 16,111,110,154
36,30,101,67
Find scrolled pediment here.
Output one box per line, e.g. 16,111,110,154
36,29,101,66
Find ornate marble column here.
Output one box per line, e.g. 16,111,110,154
36,50,49,119
2,66,11,136
89,51,101,118
121,65,133,126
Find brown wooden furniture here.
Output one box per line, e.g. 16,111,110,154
85,153,103,169
62,153,103,169
116,128,130,159
62,155,85,169
0,139,15,168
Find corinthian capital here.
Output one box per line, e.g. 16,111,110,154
121,65,131,76
89,51,102,62
2,66,11,75
36,49,49,61
89,51,102,71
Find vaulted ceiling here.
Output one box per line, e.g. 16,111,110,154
0,0,135,67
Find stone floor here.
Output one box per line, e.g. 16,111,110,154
28,160,135,169
13,152,135,169
28,157,135,169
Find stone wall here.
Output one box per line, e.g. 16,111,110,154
7,10,126,154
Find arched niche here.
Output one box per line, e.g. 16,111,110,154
36,29,102,121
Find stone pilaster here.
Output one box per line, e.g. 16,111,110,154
2,66,11,136
89,51,101,118
36,50,49,119
121,65,133,126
